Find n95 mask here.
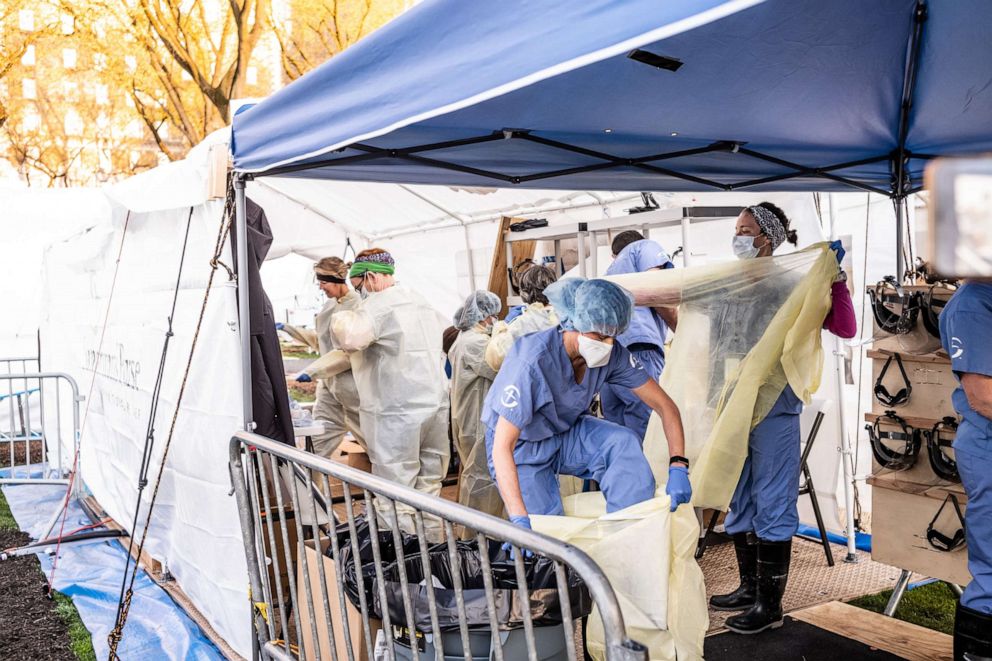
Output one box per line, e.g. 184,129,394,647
578,335,613,368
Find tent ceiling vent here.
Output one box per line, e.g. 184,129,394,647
627,49,683,72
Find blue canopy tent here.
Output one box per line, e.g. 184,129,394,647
228,0,992,623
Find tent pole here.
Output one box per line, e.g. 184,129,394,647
829,194,859,562
234,175,254,431
895,197,905,281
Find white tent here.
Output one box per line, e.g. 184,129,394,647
0,125,912,656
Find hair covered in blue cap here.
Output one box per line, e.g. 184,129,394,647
544,278,584,330
571,279,634,336
453,290,501,331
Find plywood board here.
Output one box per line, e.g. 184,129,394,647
791,601,952,661
869,355,956,421
871,484,971,585
486,216,535,319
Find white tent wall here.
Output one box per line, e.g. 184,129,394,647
39,199,252,657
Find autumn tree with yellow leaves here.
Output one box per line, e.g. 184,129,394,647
0,0,407,185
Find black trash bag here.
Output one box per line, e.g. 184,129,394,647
332,516,592,632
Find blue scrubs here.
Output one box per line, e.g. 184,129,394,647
482,327,655,515
504,305,526,323
940,282,992,614
724,386,804,542
601,239,674,439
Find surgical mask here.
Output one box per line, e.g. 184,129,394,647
357,274,370,299
732,235,760,260
577,335,613,368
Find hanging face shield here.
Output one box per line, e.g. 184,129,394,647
926,493,967,552
926,416,961,482
921,282,958,340
867,410,922,471
869,277,920,335
873,353,913,407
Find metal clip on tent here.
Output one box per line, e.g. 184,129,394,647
868,276,921,335
926,416,960,483
873,353,912,407
867,410,921,471
926,493,966,552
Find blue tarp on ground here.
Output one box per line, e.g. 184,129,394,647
231,0,992,194
1,481,225,661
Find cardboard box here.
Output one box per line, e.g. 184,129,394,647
261,507,299,604
296,537,381,661
870,476,970,585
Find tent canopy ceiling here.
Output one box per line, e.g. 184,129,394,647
231,0,992,196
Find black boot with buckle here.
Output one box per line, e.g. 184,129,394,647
725,538,791,634
709,532,758,611
954,601,992,661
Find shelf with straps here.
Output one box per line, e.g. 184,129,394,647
867,348,950,365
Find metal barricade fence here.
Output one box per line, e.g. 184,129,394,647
0,372,82,488
229,431,648,661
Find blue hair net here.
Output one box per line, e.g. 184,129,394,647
544,278,584,330
571,279,634,336
453,290,501,331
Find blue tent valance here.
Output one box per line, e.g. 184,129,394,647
231,0,992,197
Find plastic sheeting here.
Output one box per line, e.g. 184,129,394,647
610,243,837,508
1,482,224,660
484,303,559,372
536,245,836,660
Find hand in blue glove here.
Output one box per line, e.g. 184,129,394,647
666,465,692,512
295,373,312,383
828,240,845,264
275,322,285,330
502,514,534,559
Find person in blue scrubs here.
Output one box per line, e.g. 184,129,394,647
940,281,992,661
710,203,856,635
602,231,678,441
482,278,693,538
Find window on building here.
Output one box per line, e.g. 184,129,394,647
63,49,77,69
19,9,34,31
21,45,36,66
95,84,109,106
246,66,258,86
23,108,41,131
22,78,37,100
63,81,79,101
125,55,137,72
61,13,75,35
65,110,84,136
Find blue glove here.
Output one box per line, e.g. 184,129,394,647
666,466,692,512
502,514,534,559
828,240,845,264
275,322,284,330
295,373,312,383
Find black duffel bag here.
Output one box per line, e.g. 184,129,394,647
332,516,592,632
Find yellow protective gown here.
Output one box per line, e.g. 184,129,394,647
448,323,505,520
535,244,837,660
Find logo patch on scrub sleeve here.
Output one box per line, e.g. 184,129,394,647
500,385,520,409
950,336,964,360
630,353,642,370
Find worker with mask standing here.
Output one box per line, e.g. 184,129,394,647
448,290,504,518
483,277,692,533
602,230,679,441
940,281,992,661
485,264,560,371
709,203,856,635
284,257,366,457
332,248,450,540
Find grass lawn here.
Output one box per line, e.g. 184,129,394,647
848,580,957,635
0,488,97,661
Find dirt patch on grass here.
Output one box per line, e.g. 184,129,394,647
0,529,79,660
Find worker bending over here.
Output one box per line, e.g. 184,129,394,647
482,277,692,536
940,280,992,661
602,230,678,441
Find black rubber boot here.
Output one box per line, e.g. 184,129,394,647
955,601,992,661
709,532,758,611
725,538,791,634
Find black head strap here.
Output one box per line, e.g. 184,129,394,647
927,493,966,552
921,283,956,340
874,353,912,407
867,410,921,471
869,277,920,335
926,416,960,483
